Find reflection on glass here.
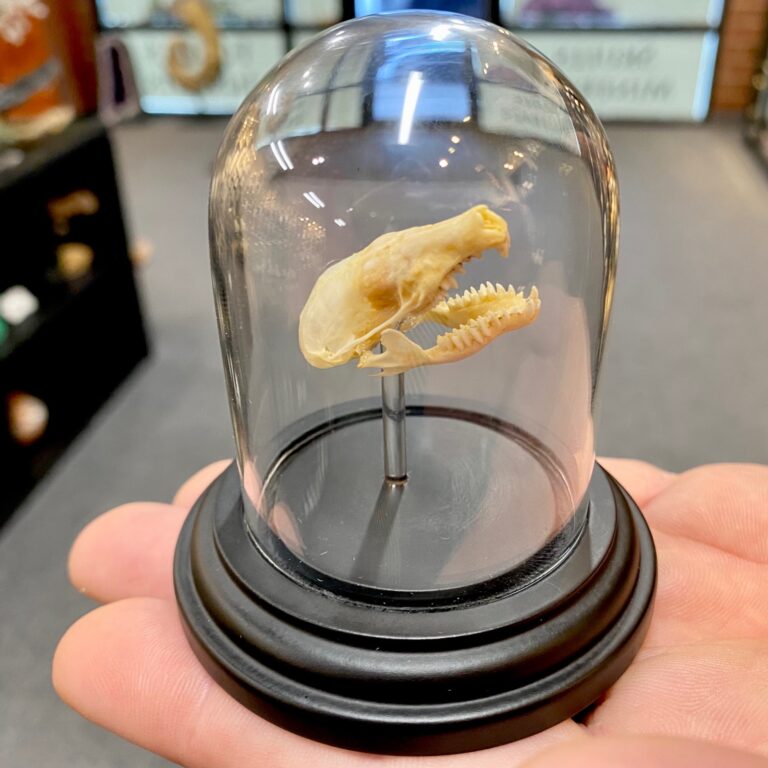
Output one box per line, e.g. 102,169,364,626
210,13,618,594
356,0,491,19
373,38,471,123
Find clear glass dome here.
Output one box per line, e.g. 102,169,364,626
209,11,618,597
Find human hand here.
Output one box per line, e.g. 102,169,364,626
53,459,768,767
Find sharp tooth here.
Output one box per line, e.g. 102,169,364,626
455,265,466,274
496,282,504,293
449,276,458,289
479,284,487,297
469,326,484,344
470,286,478,296
486,281,495,292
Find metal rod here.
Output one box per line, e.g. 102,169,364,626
381,372,407,482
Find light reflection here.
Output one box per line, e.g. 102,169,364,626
265,85,280,116
439,158,448,168
311,156,326,165
448,147,456,154
334,218,347,227
269,140,294,171
431,24,451,41
302,191,325,209
451,135,461,143
397,71,423,146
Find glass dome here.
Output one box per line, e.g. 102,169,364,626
209,11,618,598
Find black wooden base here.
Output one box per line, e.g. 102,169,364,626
174,461,656,755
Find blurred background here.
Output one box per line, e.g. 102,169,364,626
0,1,766,766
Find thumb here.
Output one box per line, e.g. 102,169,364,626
522,735,768,768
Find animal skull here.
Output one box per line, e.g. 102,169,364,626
298,205,540,376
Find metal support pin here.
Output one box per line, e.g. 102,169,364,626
381,372,407,482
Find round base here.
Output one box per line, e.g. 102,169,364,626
256,406,582,593
174,460,656,755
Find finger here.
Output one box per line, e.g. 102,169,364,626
173,460,232,508
53,598,584,768
68,457,674,606
642,464,768,563
69,460,233,604
69,503,186,602
642,529,768,648
584,639,768,755
522,735,768,768
597,458,676,509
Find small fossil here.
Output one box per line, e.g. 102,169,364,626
298,205,540,376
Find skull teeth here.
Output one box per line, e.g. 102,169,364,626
443,282,518,309
440,275,459,291
435,289,540,352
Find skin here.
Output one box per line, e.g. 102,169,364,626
53,459,768,768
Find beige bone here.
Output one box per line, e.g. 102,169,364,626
298,205,539,375
358,285,540,376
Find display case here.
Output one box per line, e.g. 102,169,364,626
174,11,655,754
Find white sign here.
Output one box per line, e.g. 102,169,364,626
521,31,719,120
97,0,282,28
121,30,285,114
501,0,724,28
285,0,342,27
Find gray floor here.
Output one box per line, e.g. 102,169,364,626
1,118,766,767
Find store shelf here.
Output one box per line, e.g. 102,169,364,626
0,117,149,525
1,273,96,364
1,265,148,526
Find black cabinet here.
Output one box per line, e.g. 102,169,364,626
0,118,149,524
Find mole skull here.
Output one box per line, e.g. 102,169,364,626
298,205,540,375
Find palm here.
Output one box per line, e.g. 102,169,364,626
54,459,768,767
